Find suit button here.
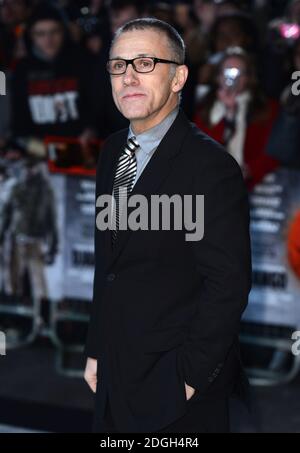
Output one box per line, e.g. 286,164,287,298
107,273,116,282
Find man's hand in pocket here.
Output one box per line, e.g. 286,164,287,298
84,357,98,393
185,382,196,401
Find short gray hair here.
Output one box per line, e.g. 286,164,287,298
110,17,186,65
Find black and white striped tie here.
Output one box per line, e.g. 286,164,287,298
111,135,140,246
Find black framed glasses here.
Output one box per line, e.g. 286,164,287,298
106,57,181,75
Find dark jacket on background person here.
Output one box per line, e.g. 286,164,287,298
84,107,252,433
11,44,95,139
10,2,96,140
266,89,300,167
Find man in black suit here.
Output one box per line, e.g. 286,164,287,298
84,17,252,433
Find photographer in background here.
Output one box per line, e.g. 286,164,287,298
196,11,260,100
193,47,279,190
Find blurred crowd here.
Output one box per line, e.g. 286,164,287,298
1,0,300,389
0,0,300,191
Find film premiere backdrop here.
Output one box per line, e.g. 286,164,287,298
0,127,300,383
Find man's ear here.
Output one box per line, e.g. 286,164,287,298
172,65,189,93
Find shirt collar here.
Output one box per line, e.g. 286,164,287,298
210,90,252,125
127,105,179,154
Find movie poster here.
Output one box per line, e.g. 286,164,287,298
244,168,300,328
62,175,95,300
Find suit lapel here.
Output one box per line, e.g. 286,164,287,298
103,107,192,270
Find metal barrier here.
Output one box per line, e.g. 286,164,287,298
0,293,42,349
0,291,90,377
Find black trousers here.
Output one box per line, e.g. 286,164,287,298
97,393,230,433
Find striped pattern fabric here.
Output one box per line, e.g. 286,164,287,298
111,136,140,246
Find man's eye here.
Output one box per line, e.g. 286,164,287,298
114,62,124,69
139,59,152,67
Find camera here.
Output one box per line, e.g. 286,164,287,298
223,67,241,89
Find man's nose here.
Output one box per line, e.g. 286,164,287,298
122,63,139,84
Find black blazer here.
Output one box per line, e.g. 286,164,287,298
84,106,252,433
